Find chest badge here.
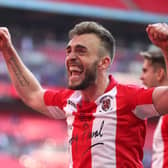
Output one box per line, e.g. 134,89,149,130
100,95,113,112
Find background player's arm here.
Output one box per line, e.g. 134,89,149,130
0,27,48,115
152,86,168,115
146,23,168,115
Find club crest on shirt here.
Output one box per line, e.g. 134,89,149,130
100,95,113,112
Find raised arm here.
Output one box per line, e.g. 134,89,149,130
0,27,48,114
146,23,168,115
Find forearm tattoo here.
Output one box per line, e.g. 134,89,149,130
8,57,30,87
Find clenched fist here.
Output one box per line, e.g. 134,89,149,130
146,23,168,53
0,27,12,52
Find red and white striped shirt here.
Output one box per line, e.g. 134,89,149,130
44,75,159,168
152,115,168,168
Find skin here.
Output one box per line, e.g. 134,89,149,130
65,34,100,90
65,34,111,102
140,59,163,88
147,23,168,115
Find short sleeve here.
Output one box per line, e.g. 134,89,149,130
122,85,159,120
130,86,159,119
44,89,66,119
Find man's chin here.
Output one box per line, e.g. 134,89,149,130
68,82,80,90
68,85,80,90
68,83,88,90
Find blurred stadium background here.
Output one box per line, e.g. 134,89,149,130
0,0,167,167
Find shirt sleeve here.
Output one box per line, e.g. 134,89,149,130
44,89,66,119
127,85,159,120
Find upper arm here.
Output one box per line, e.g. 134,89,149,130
152,86,168,115
22,88,49,115
125,85,159,119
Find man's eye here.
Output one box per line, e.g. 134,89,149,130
77,49,86,55
66,49,71,55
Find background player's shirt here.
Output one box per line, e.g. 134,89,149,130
44,75,159,168
152,115,168,168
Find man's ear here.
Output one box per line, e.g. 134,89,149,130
157,68,166,82
98,56,111,70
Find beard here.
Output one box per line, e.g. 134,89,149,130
68,61,98,90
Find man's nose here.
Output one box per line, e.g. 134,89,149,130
68,52,77,59
140,74,144,81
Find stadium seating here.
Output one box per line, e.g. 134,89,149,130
132,0,168,14
42,0,168,14
42,0,129,10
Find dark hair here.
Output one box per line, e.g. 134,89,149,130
144,55,166,71
68,21,116,61
141,45,166,71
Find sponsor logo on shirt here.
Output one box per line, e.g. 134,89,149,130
67,99,77,109
69,120,105,156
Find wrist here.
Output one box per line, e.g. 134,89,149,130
2,44,16,60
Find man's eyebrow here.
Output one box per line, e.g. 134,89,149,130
75,44,87,50
66,45,71,50
66,44,87,50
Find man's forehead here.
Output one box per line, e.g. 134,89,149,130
67,34,100,48
69,34,100,43
143,59,153,67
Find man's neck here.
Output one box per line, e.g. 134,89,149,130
161,79,168,86
81,75,110,102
